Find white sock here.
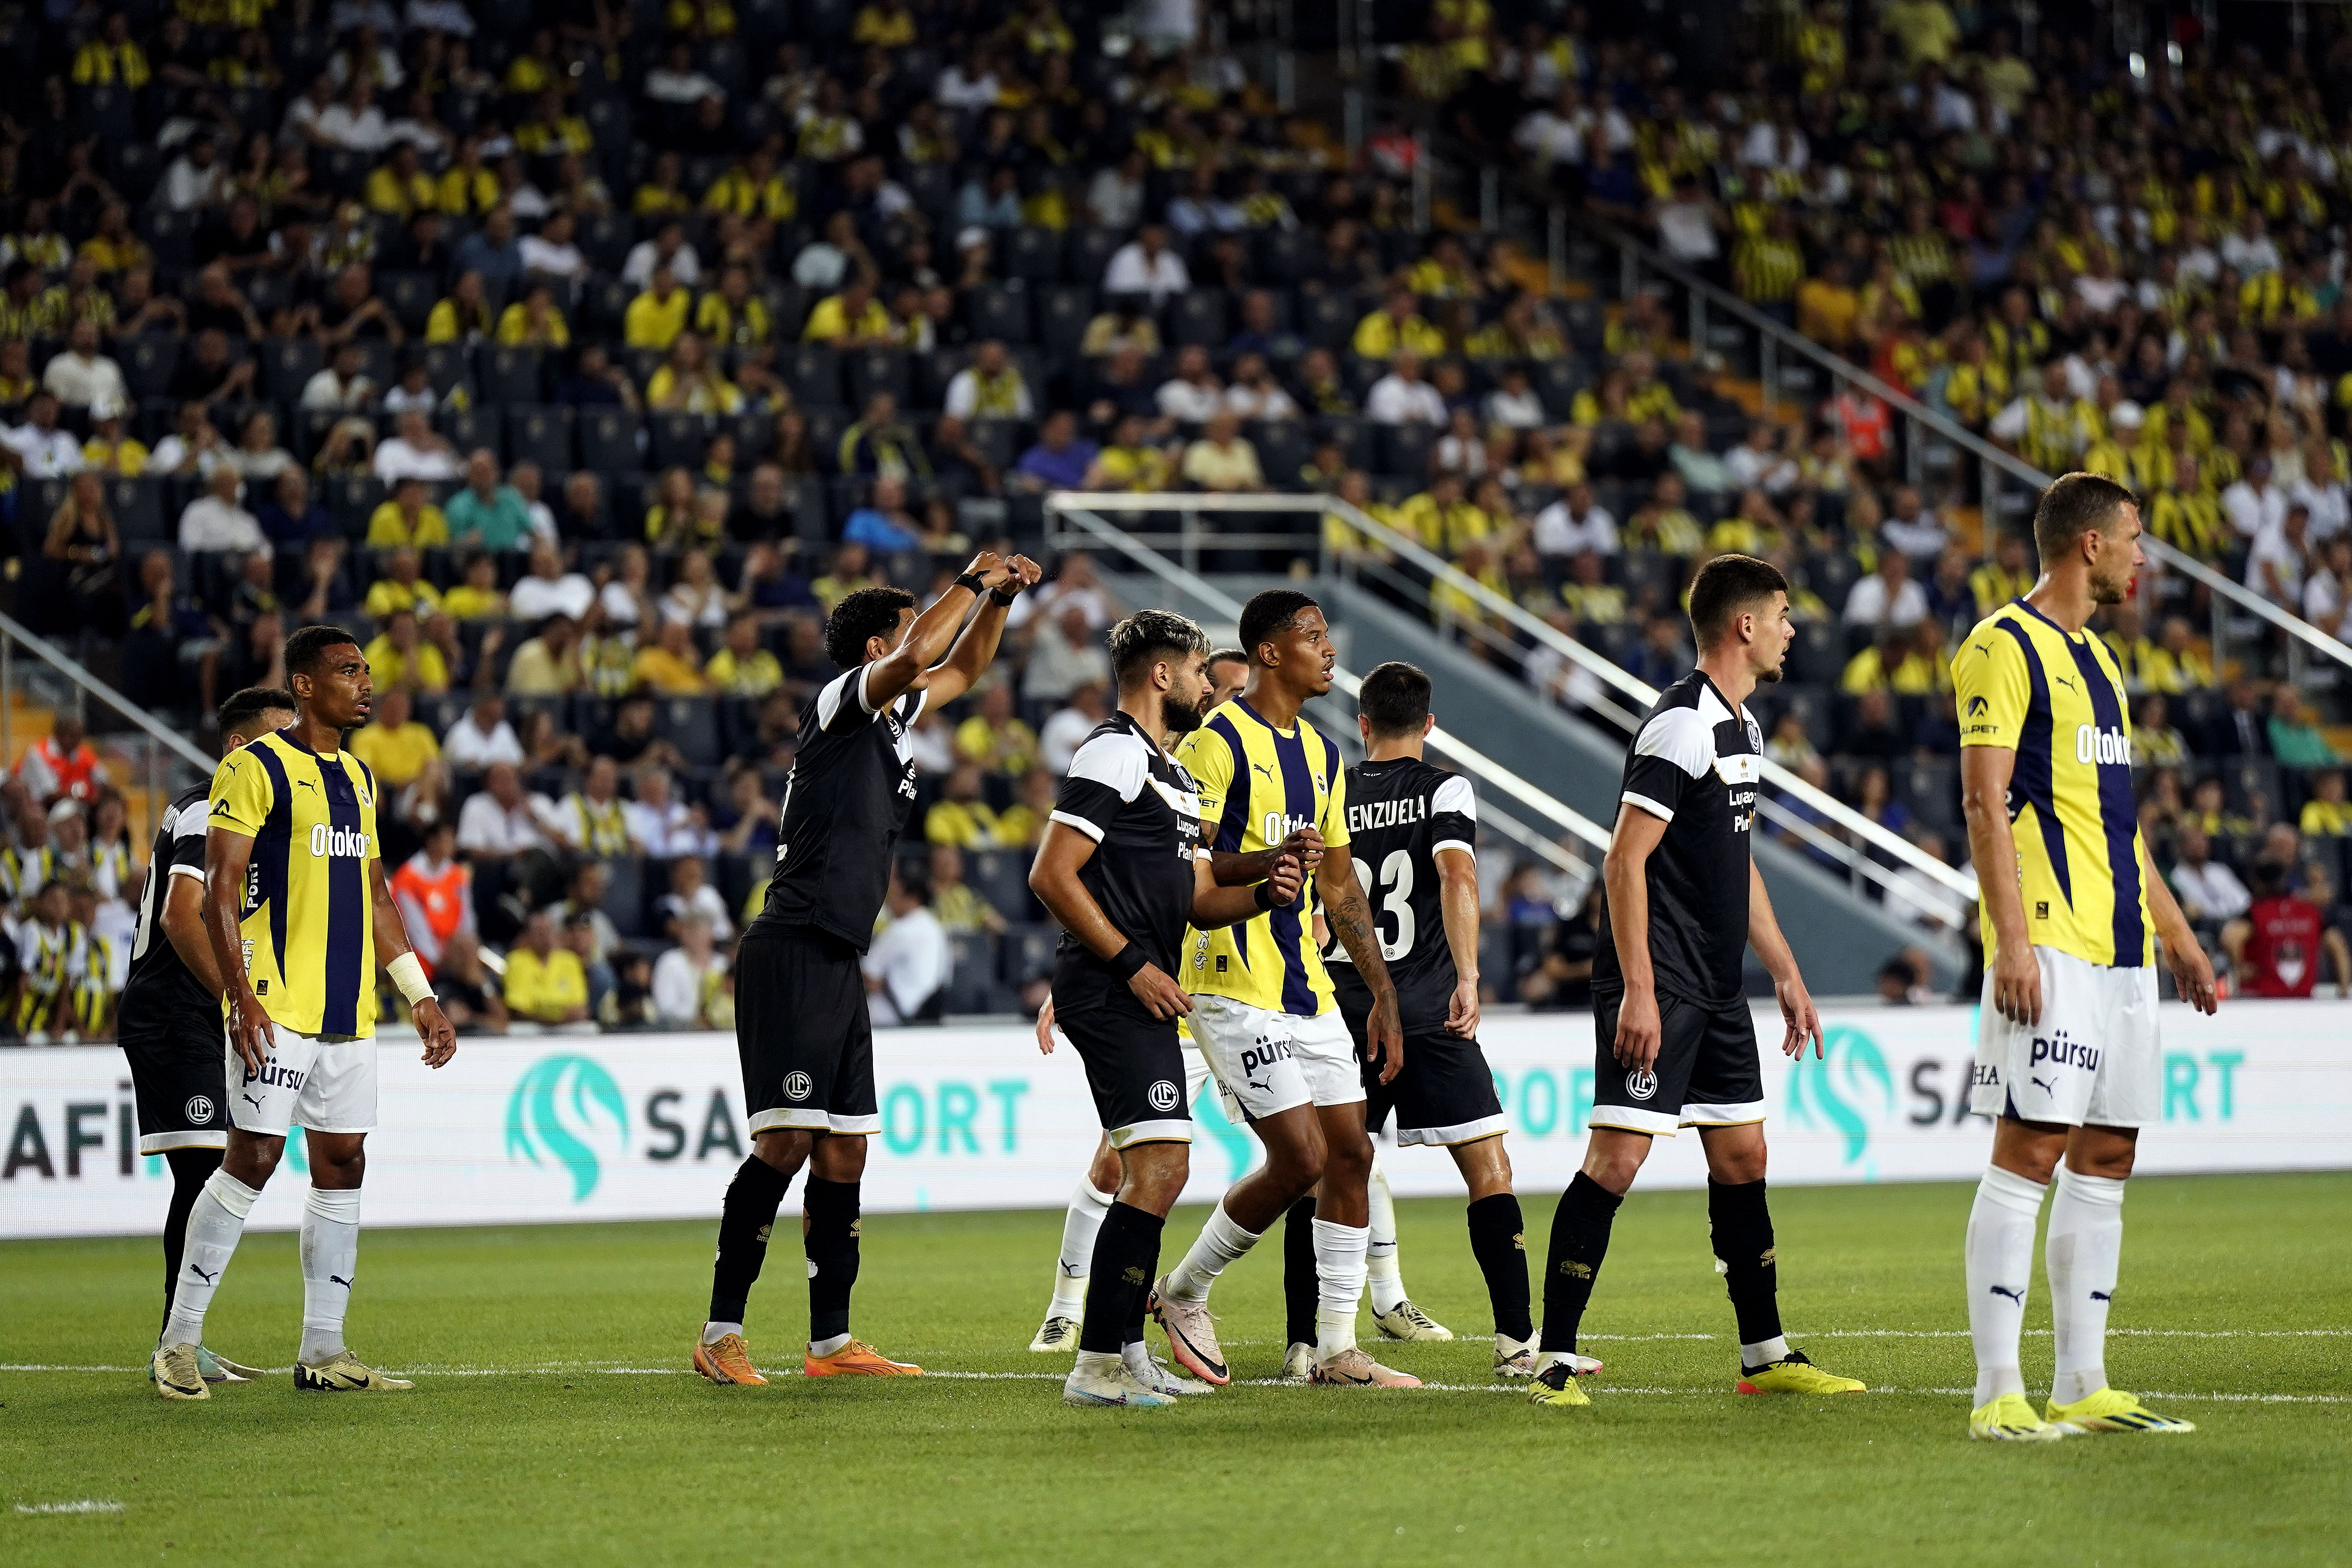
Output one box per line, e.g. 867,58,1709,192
1740,1336,1791,1367
162,1169,259,1349
1312,1218,1370,1361
1366,1156,1405,1314
1966,1165,2049,1407
1162,1199,1261,1303
2047,1167,2126,1405
702,1321,744,1346
1533,1350,1564,1374
810,1331,851,1357
1049,1181,1114,1317
298,1185,361,1364
1073,1348,1123,1380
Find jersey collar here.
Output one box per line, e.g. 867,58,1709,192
2012,596,2091,643
1233,696,1299,738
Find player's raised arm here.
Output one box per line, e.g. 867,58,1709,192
368,857,457,1066
1600,802,1669,1071
922,554,1043,709
1030,822,1189,1020
861,551,1013,710
1746,860,1821,1059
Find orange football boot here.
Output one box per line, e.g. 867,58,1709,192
804,1339,924,1377
692,1333,768,1385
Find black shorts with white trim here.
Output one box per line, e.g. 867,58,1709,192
1051,960,1193,1147
118,993,231,1153
1337,971,1506,1146
736,924,880,1136
1588,984,1764,1137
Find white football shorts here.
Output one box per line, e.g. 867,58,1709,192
1188,995,1365,1121
1970,946,2159,1128
226,1022,380,1137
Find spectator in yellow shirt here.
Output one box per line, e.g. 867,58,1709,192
424,269,495,345
363,546,446,620
953,681,1038,775
702,144,797,223
853,0,917,46
925,763,1011,848
436,138,502,217
1352,288,1448,358
364,143,437,219
441,551,508,621
704,612,784,696
503,908,592,1028
623,264,693,351
694,265,773,348
364,608,452,694
347,688,442,788
80,398,148,475
631,616,713,694
71,15,149,86
800,277,896,346
1082,414,1173,490
2300,769,2352,837
497,285,570,348
366,478,451,548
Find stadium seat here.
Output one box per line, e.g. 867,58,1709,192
963,283,1032,345
843,350,911,410
656,696,722,767
780,346,842,408
478,347,545,406
119,336,180,401
1035,284,1093,362
1167,290,1229,349
1300,290,1357,351
1003,227,1061,285
576,408,644,474
258,338,324,406
379,273,437,337
1064,227,1127,288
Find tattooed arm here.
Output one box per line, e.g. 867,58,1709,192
1316,842,1403,1084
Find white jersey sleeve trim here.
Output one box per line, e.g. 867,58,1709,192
167,862,207,882
1622,790,1676,823
1432,839,1476,859
1431,772,1477,822
1064,730,1148,801
169,800,207,842
1048,809,1107,843
1631,704,1717,778
814,668,867,729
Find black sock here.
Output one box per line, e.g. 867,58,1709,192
707,1155,792,1325
1709,1177,1783,1358
1079,1202,1164,1356
803,1177,862,1343
1281,1194,1319,1348
161,1148,223,1341
1466,1191,1534,1342
1541,1172,1623,1353
1123,1220,1163,1349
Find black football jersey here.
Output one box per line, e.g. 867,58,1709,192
1594,669,1762,1003
1050,714,1203,1012
120,783,214,1016
751,664,925,953
1323,755,1478,1031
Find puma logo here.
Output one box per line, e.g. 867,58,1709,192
1989,1284,2025,1304
330,1274,353,1289
2032,1075,2056,1094
242,1093,264,1110
2091,1290,2111,1302
187,1265,218,1284
2053,673,2078,693
295,778,318,794
1252,762,1275,782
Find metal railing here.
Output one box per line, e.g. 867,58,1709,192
1044,499,1611,877
0,609,214,794
1044,492,1975,926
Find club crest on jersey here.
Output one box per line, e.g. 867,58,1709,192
2074,724,2129,766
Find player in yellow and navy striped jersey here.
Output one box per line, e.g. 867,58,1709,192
150,626,457,1402
1951,474,2219,1443
1150,589,1418,1390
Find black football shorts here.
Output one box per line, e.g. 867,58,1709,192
737,925,879,1136
1588,985,1764,1136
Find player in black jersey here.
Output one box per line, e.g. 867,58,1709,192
116,685,294,1386
1029,611,1303,1407
1530,554,1863,1409
1305,662,1536,1376
693,550,1040,1387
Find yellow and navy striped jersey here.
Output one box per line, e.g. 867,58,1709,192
209,731,383,1037
1953,601,2153,970
1174,699,1352,1016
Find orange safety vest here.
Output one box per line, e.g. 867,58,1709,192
390,854,470,976
21,736,103,802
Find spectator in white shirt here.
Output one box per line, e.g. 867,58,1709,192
655,854,734,943
41,322,127,410
943,340,1036,421
1365,351,1448,426
651,911,729,1026
1102,223,1190,305
300,341,379,410
284,74,339,145
934,45,1001,111
159,133,227,212
2219,211,2282,277
621,224,702,289
2291,445,2349,540
3,393,85,477
2244,503,2310,606
509,540,596,621
374,408,461,483
1085,151,1148,230
1223,353,1300,422
441,692,526,771
2169,826,2250,924
456,763,556,859
643,41,724,104
178,466,266,552
518,209,587,281
1842,550,1930,628
1533,483,1619,559
1154,345,1224,425
315,80,391,153
1485,365,1548,430
1881,484,1952,559
1006,550,1117,631
863,867,948,1026
1722,420,1799,496
1037,681,1110,773
406,0,476,34
626,766,715,858
1023,605,1113,707
2222,460,2287,540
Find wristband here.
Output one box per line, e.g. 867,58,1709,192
385,951,434,1006
1108,943,1149,981
1253,881,1280,911
989,583,1020,606
954,571,986,595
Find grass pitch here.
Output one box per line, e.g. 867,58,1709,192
5,1172,2349,1566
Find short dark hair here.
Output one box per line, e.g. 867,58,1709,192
1687,553,1789,649
824,585,918,669
892,860,933,905
218,686,295,742
1238,588,1321,663
1358,660,1432,737
2032,472,2135,566
283,624,360,680
1108,609,1209,687
1208,647,1248,671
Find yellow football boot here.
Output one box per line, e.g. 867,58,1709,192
1969,1392,2067,1441
2044,1388,2196,1435
1527,1363,1593,1407
1736,1349,1866,1395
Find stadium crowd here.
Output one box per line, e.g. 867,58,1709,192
3,0,2350,1040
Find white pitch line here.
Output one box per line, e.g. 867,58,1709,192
14,1501,125,1516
